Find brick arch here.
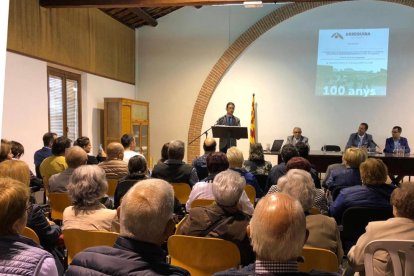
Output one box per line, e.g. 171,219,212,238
187,0,414,162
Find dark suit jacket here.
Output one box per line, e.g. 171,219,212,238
383,137,410,153
216,114,240,151
345,133,375,149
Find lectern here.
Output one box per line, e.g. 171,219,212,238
212,126,248,148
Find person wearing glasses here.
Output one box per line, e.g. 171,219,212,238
286,127,309,147
383,126,410,154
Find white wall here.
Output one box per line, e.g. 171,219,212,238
137,1,414,162
2,52,135,171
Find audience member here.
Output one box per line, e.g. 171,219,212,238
63,165,117,231
179,170,255,266
215,193,338,275
243,143,272,175
383,126,410,184
152,140,198,187
121,134,144,162
186,153,253,215
157,142,169,165
48,146,88,193
114,155,150,208
34,132,56,177
295,142,321,188
348,182,414,275
329,158,396,223
269,157,328,214
345,123,375,149
227,147,262,198
98,142,128,180
266,144,299,189
65,179,189,276
286,127,309,147
270,169,343,263
0,177,59,276
325,147,367,200
11,140,24,159
74,136,106,164
322,162,346,189
39,136,71,182
0,139,13,162
192,137,217,180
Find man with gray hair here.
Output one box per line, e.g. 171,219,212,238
215,192,340,275
98,142,128,180
48,146,88,193
179,170,255,265
65,178,190,275
152,140,198,187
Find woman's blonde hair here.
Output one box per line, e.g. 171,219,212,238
0,160,31,186
343,148,367,168
0,177,30,235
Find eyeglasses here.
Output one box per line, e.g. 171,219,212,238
392,131,400,134
294,131,302,134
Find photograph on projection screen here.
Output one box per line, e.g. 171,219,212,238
315,28,389,97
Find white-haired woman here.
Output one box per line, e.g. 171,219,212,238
179,169,255,266
273,169,343,263
63,165,117,231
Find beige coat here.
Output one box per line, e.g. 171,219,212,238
98,159,128,180
348,217,414,276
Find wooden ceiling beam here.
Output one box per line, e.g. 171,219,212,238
130,8,158,26
40,0,342,8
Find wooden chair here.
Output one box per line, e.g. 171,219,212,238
22,227,40,245
168,235,240,276
175,215,188,235
48,192,72,221
63,229,119,263
107,179,118,197
364,239,414,276
299,246,339,273
190,199,215,209
244,185,256,205
172,183,192,205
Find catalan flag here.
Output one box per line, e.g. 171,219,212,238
250,94,256,144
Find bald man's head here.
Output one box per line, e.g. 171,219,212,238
106,142,124,160
65,146,88,168
203,138,217,153
249,193,306,261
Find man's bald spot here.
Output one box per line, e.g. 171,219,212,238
107,142,124,159
254,193,297,238
65,146,88,168
204,138,216,147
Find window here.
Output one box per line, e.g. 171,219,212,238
47,67,82,141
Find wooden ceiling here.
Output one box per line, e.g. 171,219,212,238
39,0,342,29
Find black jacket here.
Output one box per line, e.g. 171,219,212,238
65,236,190,276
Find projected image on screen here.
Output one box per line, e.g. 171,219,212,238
315,28,389,97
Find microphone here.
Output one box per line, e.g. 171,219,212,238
371,140,378,147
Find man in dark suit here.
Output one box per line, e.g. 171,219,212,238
383,126,410,154
345,122,375,149
216,102,240,153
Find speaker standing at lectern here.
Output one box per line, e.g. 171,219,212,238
216,102,240,153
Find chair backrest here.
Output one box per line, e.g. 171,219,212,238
172,183,192,205
168,235,240,276
342,207,393,246
191,199,215,209
321,145,341,152
107,179,118,197
48,192,72,220
244,185,256,204
22,227,40,245
63,229,119,263
299,246,339,273
364,239,414,276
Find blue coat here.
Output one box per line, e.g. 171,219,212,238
326,168,361,191
329,184,396,223
383,137,410,153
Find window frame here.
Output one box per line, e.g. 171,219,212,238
47,66,82,138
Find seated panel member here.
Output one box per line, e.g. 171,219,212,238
345,122,375,149
286,127,309,147
383,126,410,154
